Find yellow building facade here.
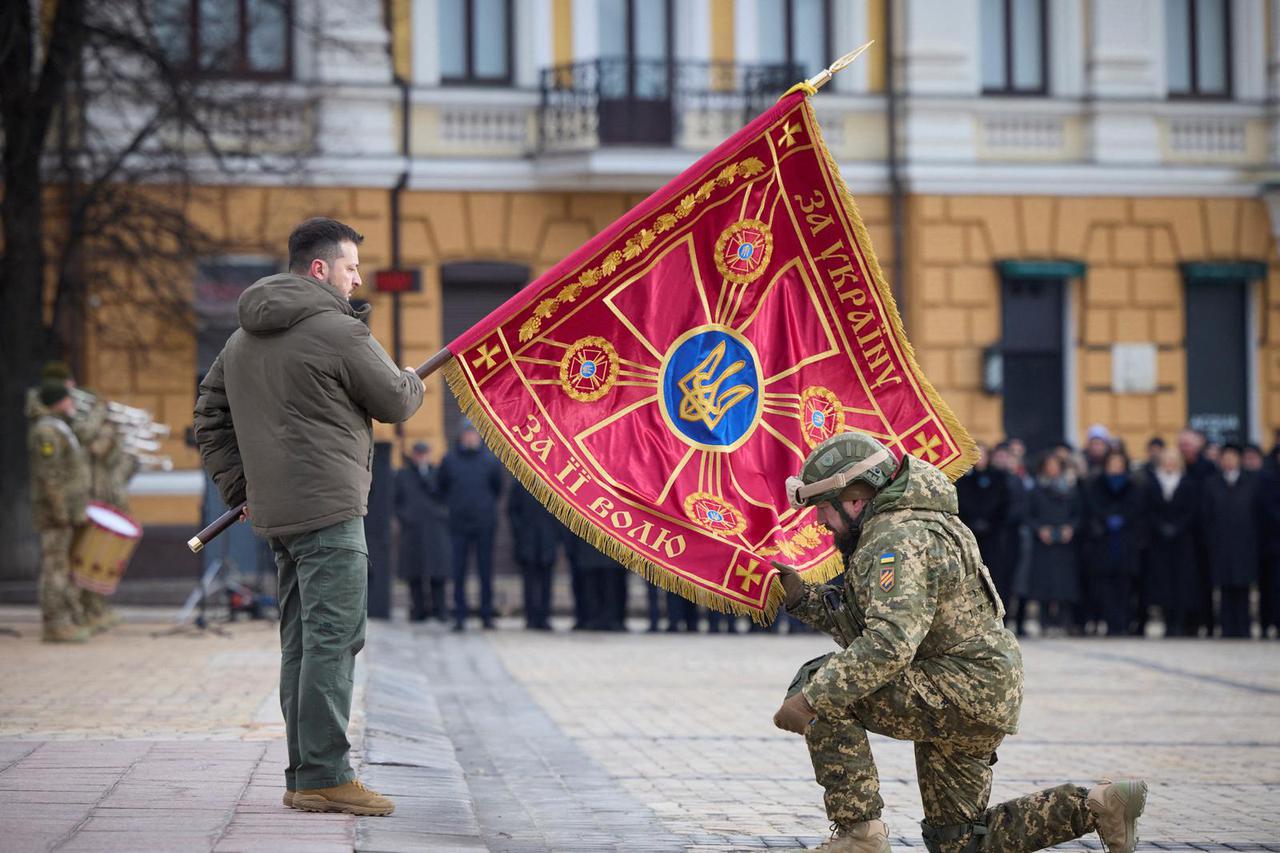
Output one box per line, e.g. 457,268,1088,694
76,0,1280,530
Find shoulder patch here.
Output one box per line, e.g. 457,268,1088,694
878,552,896,592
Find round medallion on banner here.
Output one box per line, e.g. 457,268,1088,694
559,336,619,402
659,325,763,452
684,491,747,536
714,218,773,285
800,386,845,448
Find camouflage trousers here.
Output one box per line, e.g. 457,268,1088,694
80,588,108,624
39,528,85,629
794,657,1096,853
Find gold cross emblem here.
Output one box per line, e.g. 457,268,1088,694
911,431,943,463
471,342,501,370
777,122,801,148
735,559,762,591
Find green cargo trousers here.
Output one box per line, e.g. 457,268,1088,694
269,516,368,791
792,655,1097,853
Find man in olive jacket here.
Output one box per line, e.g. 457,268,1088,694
194,218,423,816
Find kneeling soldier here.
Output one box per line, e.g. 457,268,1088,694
772,432,1145,853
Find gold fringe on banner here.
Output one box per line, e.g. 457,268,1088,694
798,97,979,481
443,356,844,624
438,85,974,624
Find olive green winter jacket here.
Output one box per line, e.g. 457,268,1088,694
194,274,424,538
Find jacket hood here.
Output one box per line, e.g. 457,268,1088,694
870,455,959,516
238,273,369,334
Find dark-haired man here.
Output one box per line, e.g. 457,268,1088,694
195,217,424,816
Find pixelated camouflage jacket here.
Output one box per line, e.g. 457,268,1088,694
28,410,90,530
788,455,1024,733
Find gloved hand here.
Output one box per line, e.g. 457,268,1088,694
770,560,806,609
773,691,816,735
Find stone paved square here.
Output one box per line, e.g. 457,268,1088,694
2,605,1278,851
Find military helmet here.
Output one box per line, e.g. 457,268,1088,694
784,432,900,509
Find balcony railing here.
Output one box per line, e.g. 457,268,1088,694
539,59,803,152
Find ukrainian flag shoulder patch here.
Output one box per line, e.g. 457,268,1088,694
878,552,896,593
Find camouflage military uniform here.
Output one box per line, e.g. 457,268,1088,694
29,408,91,633
787,454,1098,853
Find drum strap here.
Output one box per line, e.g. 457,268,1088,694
39,415,81,451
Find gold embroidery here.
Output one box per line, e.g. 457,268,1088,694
516,156,767,343
758,523,826,559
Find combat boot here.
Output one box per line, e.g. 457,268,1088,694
42,623,90,643
1087,779,1147,853
292,780,394,816
282,790,295,808
816,819,891,853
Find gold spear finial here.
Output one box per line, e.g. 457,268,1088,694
805,40,875,93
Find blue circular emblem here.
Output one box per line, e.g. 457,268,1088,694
707,510,724,523
737,243,754,260
579,360,597,378
812,411,825,427
660,326,762,450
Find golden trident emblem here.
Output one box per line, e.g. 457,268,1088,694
676,342,755,429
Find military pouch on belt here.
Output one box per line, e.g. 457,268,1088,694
786,653,835,699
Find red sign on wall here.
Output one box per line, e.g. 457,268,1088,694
374,269,421,293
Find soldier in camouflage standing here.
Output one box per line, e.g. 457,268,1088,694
771,432,1146,853
28,382,92,643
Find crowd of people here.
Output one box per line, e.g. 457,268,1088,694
397,421,1280,639
396,422,812,634
957,426,1280,640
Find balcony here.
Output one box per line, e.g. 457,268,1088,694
538,59,802,153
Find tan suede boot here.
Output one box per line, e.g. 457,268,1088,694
1087,779,1147,853
42,623,90,643
282,790,295,809
816,819,892,853
292,780,394,816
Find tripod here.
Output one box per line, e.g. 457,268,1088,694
154,529,239,638
153,489,276,638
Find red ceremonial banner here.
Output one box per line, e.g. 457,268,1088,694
443,90,976,621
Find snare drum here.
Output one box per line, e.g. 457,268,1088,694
70,502,142,595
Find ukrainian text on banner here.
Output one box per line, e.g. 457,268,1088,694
444,90,976,621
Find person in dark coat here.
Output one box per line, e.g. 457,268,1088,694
991,442,1029,635
1143,447,1200,637
564,534,627,631
507,484,561,630
1177,428,1217,635
394,442,451,622
1082,449,1147,636
955,444,1013,599
1201,444,1261,638
437,424,504,630
1026,453,1081,635
665,591,699,632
